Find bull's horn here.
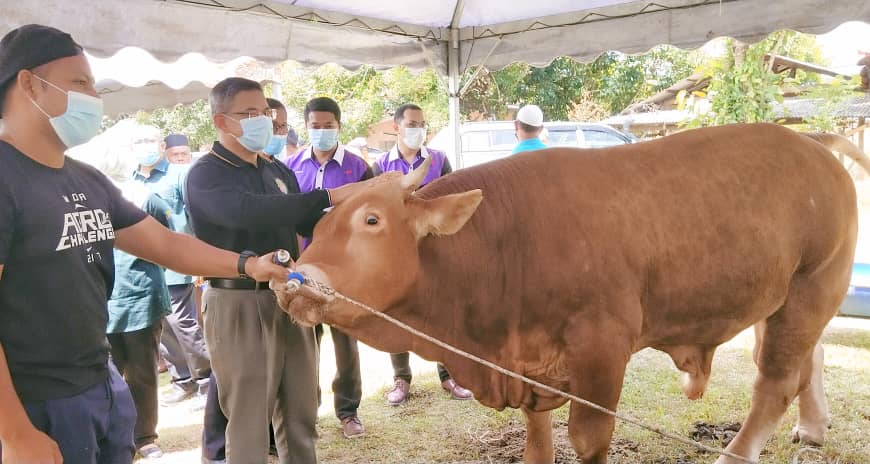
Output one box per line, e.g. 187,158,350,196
400,156,432,192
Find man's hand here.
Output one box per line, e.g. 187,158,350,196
245,252,292,283
328,172,401,204
1,426,62,464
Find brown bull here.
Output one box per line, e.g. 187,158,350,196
275,123,858,464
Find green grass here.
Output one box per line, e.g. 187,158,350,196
315,323,870,464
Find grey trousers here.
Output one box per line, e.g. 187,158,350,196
162,283,211,383
107,323,161,448
203,287,318,464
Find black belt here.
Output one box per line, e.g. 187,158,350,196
206,278,270,290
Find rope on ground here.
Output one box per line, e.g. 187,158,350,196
296,276,758,464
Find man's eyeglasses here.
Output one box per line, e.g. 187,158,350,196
226,109,276,120
273,122,290,135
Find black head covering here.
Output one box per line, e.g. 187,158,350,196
164,133,190,149
0,24,83,117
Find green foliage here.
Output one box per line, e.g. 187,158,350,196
802,76,861,133
278,63,447,143
685,31,825,128
136,99,216,150
462,46,701,121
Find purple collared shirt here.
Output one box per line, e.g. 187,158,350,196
285,145,373,250
285,145,372,192
373,146,451,187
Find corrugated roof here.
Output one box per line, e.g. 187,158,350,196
773,95,870,119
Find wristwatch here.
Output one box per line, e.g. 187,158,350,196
238,250,258,279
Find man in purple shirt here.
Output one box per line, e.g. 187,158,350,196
285,97,372,439
372,103,473,406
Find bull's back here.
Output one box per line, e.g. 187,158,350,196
422,123,856,345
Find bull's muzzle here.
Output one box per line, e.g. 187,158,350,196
270,265,335,327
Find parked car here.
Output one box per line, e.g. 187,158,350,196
840,262,870,318
428,121,638,169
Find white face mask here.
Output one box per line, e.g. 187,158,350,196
402,127,426,150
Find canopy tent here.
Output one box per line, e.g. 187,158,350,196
4,0,867,70
2,0,869,165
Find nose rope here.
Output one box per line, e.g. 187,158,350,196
285,274,757,464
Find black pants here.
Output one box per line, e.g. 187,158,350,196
107,323,161,448
391,352,451,383
315,324,362,420
162,284,211,383
0,363,136,464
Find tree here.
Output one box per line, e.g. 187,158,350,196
135,100,216,150
461,46,701,121
278,62,447,143
802,75,862,133
684,30,826,127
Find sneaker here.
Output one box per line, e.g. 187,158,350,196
137,443,164,459
386,378,410,406
441,379,473,400
161,381,195,405
341,416,365,439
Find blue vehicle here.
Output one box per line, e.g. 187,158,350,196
840,263,870,318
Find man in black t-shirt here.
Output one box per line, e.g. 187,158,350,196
0,25,296,464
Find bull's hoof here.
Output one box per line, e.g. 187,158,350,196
790,425,826,447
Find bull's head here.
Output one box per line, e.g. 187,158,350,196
274,158,483,336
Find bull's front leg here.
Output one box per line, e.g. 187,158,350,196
564,322,633,464
522,407,554,463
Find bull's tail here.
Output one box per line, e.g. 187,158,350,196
803,132,870,174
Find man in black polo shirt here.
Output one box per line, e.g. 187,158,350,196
0,25,294,464
186,78,363,464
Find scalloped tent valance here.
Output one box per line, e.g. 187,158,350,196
3,0,868,73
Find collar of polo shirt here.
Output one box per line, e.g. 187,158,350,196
309,144,346,166
388,145,429,162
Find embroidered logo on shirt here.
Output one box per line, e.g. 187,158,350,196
275,179,288,194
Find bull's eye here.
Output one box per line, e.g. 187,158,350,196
366,215,379,225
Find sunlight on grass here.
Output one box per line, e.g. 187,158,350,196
142,319,870,463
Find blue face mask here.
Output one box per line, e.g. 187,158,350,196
309,129,338,152
133,144,162,166
227,115,273,153
29,75,104,149
263,133,287,157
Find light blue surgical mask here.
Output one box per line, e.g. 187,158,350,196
263,133,287,157
226,115,273,153
133,144,162,167
29,75,104,149
309,129,338,152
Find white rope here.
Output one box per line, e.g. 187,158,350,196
295,276,758,464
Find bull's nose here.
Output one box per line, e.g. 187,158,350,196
278,292,327,327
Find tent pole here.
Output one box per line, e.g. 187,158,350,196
448,0,465,169
448,28,462,169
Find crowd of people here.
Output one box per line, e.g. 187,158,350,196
0,23,550,464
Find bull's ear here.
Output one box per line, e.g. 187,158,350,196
410,189,483,239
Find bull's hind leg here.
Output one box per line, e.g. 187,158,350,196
521,407,554,464
790,341,829,446
716,264,848,464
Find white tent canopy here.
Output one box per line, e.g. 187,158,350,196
3,0,868,165
2,0,868,72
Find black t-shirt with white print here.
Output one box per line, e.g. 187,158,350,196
0,140,147,401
